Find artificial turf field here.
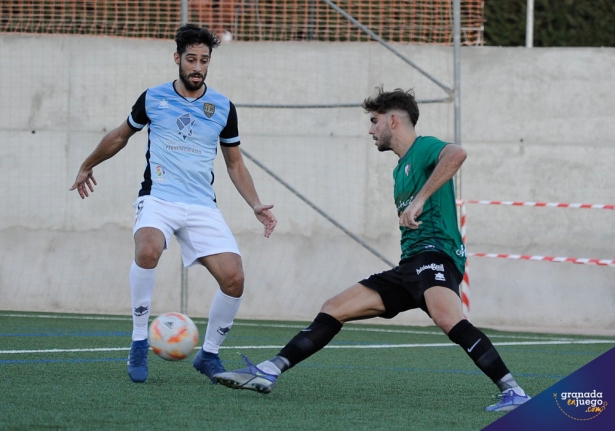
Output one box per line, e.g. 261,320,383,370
1,312,613,430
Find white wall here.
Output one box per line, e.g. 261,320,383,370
1,35,613,335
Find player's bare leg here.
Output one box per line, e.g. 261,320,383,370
321,283,387,323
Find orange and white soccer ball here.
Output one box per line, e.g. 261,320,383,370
148,312,199,361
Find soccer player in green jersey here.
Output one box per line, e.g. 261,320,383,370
214,86,530,412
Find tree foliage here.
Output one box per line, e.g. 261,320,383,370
484,0,615,47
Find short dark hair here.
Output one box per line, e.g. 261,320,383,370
175,24,221,56
362,86,420,126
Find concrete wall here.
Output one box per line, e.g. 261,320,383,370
1,34,614,335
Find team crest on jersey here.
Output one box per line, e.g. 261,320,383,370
176,113,196,140
203,103,216,118
404,164,411,176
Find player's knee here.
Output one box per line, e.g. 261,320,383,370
135,248,162,269
320,298,336,315
320,297,342,316
432,313,463,335
219,270,244,297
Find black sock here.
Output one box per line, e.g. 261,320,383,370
277,312,343,369
448,319,510,384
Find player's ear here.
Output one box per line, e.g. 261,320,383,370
389,113,398,129
174,52,180,65
390,112,409,130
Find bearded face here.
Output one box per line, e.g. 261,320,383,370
369,113,394,152
178,63,207,92
375,123,393,152
175,43,211,94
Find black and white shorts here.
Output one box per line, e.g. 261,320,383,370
359,252,462,319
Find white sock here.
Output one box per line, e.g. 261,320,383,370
509,386,527,397
258,360,282,376
203,290,242,354
497,373,527,396
129,261,156,341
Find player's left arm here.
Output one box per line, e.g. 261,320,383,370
399,143,467,229
221,145,277,238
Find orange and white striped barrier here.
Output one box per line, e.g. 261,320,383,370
459,203,470,319
468,253,615,267
457,199,615,210
455,198,615,320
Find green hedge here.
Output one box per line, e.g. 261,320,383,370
484,0,615,47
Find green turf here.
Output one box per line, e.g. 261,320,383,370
0,312,613,430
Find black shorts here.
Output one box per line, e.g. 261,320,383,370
359,252,462,319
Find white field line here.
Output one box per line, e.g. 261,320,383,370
0,313,132,322
2,347,129,354
0,313,582,341
1,339,613,355
232,322,579,341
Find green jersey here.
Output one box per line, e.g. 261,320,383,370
393,136,466,275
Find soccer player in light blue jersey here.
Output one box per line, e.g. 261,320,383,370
70,24,277,384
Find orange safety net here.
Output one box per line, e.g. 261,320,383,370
1,0,484,45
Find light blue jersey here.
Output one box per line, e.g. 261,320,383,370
127,81,240,207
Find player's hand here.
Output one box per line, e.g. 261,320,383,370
399,200,423,229
69,169,97,199
254,204,277,238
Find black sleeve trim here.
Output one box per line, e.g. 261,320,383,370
219,101,239,141
130,90,150,126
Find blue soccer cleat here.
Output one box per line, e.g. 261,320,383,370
127,339,149,383
486,390,531,412
214,354,278,394
193,349,226,384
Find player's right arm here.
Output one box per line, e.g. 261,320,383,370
69,121,137,199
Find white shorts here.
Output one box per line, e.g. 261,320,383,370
132,196,240,267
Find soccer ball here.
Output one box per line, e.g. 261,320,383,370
148,312,199,361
